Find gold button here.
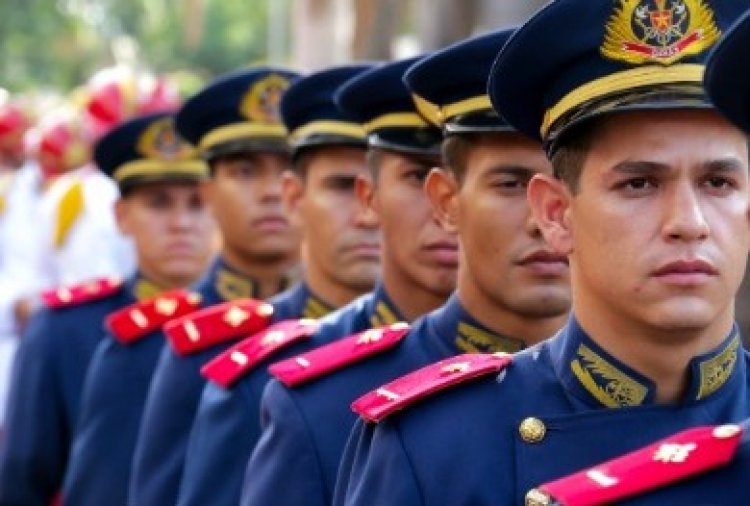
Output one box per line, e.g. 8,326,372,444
519,417,546,443
525,488,551,506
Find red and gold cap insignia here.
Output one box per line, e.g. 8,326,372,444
136,117,195,162
239,74,290,123
601,0,721,66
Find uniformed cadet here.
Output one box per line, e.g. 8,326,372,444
234,56,455,505
61,112,216,505
336,1,750,505
519,8,750,505
128,66,303,506
241,29,571,506
176,64,381,506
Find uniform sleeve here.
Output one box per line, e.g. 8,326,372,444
239,380,330,506
333,418,425,506
0,312,65,505
177,382,259,506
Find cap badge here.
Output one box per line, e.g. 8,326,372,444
240,74,290,123
137,117,195,161
601,0,720,65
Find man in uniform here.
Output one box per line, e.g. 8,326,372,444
127,66,304,506
336,1,750,504
188,56,456,506
522,8,750,505
0,110,214,506
240,29,571,506
176,64,382,506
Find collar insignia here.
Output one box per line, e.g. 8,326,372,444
455,321,525,354
570,343,649,408
369,301,400,328
696,334,740,399
239,74,290,123
601,0,721,65
215,268,256,301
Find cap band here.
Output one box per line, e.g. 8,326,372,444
542,64,705,137
199,122,288,151
113,160,208,183
364,112,430,133
289,120,366,143
442,94,493,122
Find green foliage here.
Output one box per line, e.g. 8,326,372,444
0,0,277,94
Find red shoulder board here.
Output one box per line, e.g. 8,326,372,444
352,352,512,423
527,423,745,506
164,298,274,356
106,289,203,345
269,322,411,388
201,318,320,388
41,277,123,309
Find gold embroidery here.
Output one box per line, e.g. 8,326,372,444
601,0,721,66
129,309,149,329
154,298,178,316
357,329,383,345
570,344,648,407
230,351,249,366
303,297,331,319
441,362,471,374
261,330,285,347
375,302,399,326
134,279,162,301
455,322,524,354
215,269,255,301
239,74,290,123
697,335,739,399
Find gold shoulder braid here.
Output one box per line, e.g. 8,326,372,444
570,343,648,408
369,301,400,328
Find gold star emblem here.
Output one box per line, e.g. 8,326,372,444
295,356,311,368
184,320,200,342
713,424,741,439
129,309,149,329
653,442,696,463
524,489,551,506
230,351,249,366
57,287,72,302
261,330,285,347
224,306,250,327
441,362,471,374
357,329,383,345
155,298,178,316
376,387,400,401
256,303,274,317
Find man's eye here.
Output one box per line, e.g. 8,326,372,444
705,176,733,190
405,169,429,182
621,177,654,191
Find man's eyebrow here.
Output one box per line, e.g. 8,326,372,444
483,165,538,177
610,160,670,174
704,157,745,173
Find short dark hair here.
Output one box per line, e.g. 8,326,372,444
441,134,481,185
550,118,600,193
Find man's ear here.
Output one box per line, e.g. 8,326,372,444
424,168,459,234
355,174,380,227
527,173,573,254
281,170,305,229
113,197,131,236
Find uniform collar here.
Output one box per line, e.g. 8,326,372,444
199,256,291,302
129,273,165,301
428,293,525,356
367,283,406,327
272,281,335,320
552,315,744,408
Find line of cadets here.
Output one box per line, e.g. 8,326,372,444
2,0,750,503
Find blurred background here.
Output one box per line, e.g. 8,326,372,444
0,0,546,94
